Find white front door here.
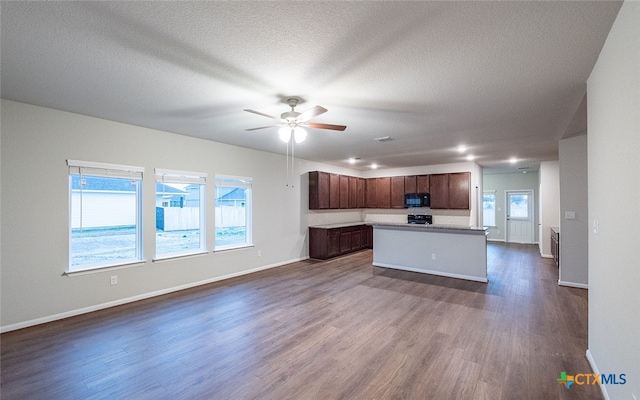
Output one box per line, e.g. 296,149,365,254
506,190,534,244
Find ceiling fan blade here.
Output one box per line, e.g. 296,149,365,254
297,105,327,122
243,109,279,120
245,125,279,131
307,122,347,131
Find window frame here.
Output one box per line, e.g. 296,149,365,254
214,174,253,252
483,190,497,227
67,159,145,273
154,168,208,261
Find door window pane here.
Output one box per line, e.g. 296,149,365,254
509,194,529,219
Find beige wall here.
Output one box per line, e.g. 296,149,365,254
538,161,560,257
587,2,640,399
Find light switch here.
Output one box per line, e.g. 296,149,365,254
593,220,599,235
565,211,576,220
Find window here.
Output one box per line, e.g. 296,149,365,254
214,175,252,250
68,160,144,271
155,169,207,259
483,191,496,227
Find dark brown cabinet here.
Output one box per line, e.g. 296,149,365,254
309,224,371,259
329,173,340,209
449,172,471,209
390,176,405,208
348,177,357,208
429,174,449,209
309,170,469,210
417,175,430,193
308,171,330,209
551,227,560,268
404,176,417,194
339,175,349,209
366,178,377,208
429,172,470,209
356,178,366,208
376,177,391,208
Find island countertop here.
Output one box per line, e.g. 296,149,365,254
370,223,488,235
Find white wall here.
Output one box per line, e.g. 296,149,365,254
587,2,640,399
0,100,351,330
558,135,589,287
538,161,560,257
482,172,540,242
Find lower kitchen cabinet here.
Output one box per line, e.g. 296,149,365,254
309,224,372,260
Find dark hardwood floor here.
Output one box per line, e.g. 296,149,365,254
1,243,601,399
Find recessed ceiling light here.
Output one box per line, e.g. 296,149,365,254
348,157,361,164
510,157,518,164
457,145,467,153
370,163,378,169
466,154,475,161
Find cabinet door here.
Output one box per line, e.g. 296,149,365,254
309,171,330,210
340,230,351,254
356,178,366,208
351,229,362,251
429,174,449,209
362,225,373,248
448,172,470,209
308,228,327,259
417,175,430,193
327,230,340,257
366,179,377,208
404,176,417,194
390,176,405,208
339,175,349,209
329,173,340,209
348,177,357,209
376,177,391,208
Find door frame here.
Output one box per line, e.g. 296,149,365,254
505,189,535,244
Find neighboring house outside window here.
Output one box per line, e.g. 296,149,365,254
483,190,496,227
68,159,144,272
155,168,207,259
215,175,253,250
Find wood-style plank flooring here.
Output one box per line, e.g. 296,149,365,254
1,243,601,399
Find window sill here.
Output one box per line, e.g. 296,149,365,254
214,244,254,253
153,251,208,263
64,260,147,277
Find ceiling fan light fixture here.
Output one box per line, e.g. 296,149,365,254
279,127,292,143
294,126,307,143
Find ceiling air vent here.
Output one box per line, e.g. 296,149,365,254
373,136,394,142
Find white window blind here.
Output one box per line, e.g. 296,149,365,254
155,168,207,184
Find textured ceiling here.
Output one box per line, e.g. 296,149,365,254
1,1,621,172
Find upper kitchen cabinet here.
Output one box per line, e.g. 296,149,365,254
417,175,430,193
329,173,340,209
429,174,449,209
376,177,391,209
448,172,471,209
339,175,350,209
366,178,377,208
348,176,358,209
309,171,330,209
429,172,470,209
356,178,366,208
404,175,417,194
390,176,405,208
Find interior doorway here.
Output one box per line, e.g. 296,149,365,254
506,190,534,244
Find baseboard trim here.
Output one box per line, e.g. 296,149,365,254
372,262,488,283
487,238,505,242
0,257,308,333
558,280,588,289
540,253,553,259
586,349,610,400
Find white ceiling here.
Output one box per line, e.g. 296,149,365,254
1,1,621,172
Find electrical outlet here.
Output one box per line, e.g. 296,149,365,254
431,253,436,260
110,275,118,286
593,220,599,235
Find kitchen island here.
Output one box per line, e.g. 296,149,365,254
372,223,488,282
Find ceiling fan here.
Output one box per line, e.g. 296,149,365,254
243,97,346,143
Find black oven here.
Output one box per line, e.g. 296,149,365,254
408,214,433,224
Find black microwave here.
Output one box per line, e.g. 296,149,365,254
404,193,430,208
